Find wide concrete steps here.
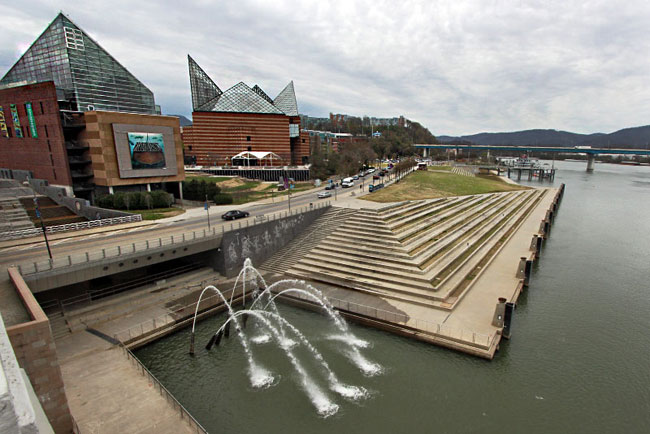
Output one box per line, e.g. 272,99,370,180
287,264,447,307
259,207,357,275
287,189,543,307
0,197,35,232
58,267,221,333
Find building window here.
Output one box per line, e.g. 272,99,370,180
246,136,251,141
39,101,44,114
44,125,49,137
64,27,85,51
188,145,192,151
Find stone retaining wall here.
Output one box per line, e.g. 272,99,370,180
5,268,72,433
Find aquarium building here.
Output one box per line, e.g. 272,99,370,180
183,56,310,167
0,13,184,200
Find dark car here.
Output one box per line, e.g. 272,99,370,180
221,210,250,220
324,184,336,190
373,175,380,180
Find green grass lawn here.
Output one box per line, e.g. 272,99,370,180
227,182,315,205
361,170,526,203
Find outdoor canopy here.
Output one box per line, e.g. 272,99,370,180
230,151,282,166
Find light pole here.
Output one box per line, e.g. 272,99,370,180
32,194,52,259
205,194,211,230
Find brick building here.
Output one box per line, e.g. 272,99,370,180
0,13,184,201
183,56,309,167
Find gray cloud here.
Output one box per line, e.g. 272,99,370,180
1,0,648,136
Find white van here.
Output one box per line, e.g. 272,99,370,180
341,177,354,188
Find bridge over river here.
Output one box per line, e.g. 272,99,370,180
415,144,650,171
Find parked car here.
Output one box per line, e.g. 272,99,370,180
373,175,380,180
324,184,336,190
341,177,354,188
221,210,250,220
368,183,384,193
317,191,332,199
353,175,359,180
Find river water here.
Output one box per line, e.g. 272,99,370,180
135,160,650,433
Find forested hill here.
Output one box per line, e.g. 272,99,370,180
438,125,650,149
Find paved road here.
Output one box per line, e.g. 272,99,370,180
0,174,391,268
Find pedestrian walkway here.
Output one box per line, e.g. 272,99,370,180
57,331,194,434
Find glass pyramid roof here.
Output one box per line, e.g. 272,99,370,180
273,81,299,116
202,82,284,114
188,57,298,116
1,13,155,114
188,55,222,111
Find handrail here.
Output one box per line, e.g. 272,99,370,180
112,282,495,352
0,214,143,241
17,202,330,276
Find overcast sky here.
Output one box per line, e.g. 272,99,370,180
1,0,649,136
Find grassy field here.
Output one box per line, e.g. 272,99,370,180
131,208,185,220
186,174,316,205
228,182,314,204
360,170,526,203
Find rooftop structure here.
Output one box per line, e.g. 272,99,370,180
1,13,157,115
184,56,309,167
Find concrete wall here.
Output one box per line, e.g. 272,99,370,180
6,268,72,433
215,206,329,277
25,233,223,293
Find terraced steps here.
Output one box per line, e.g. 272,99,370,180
258,207,357,275
286,189,546,309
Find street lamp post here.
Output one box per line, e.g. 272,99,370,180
33,196,52,259
205,194,211,230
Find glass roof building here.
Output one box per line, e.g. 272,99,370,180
1,13,156,114
185,56,309,166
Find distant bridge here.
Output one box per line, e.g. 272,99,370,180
415,144,650,171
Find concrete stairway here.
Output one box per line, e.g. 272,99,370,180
47,267,222,338
287,189,547,308
0,197,36,232
259,206,358,275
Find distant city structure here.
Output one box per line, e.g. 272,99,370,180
183,56,309,167
301,114,406,130
303,130,368,154
0,13,184,201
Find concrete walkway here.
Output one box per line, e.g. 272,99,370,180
57,325,195,433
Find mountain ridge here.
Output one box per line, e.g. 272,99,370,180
437,125,650,149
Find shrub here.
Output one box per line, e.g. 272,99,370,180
113,192,126,210
96,194,113,209
125,192,144,209
151,190,172,208
213,193,233,205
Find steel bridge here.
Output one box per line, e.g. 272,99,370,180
415,144,650,171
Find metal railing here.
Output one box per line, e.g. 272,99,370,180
0,214,143,241
18,202,330,276
298,291,496,350
112,287,236,343
112,283,495,351
120,344,208,434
